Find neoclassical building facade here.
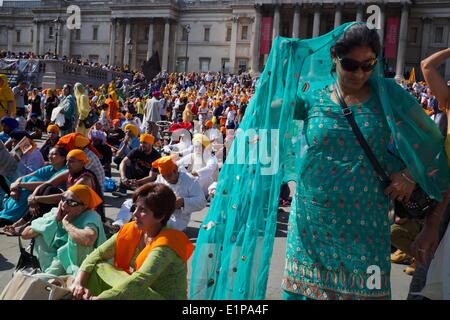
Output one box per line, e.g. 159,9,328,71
1,0,450,79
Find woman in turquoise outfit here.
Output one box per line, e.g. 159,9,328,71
189,22,450,300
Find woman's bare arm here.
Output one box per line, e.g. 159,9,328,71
421,48,450,110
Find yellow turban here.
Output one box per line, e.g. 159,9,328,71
67,149,89,165
47,124,60,134
152,156,177,175
140,133,155,145
68,184,102,210
124,124,139,137
192,134,211,148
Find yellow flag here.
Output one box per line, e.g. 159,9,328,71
408,67,416,84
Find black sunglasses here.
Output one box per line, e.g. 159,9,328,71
338,56,377,72
61,196,83,207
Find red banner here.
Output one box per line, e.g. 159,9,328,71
384,17,399,59
260,17,273,55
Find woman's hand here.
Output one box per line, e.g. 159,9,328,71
410,224,439,266
71,283,91,300
384,170,416,202
55,202,65,222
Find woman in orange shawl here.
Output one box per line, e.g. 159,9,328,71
70,183,194,300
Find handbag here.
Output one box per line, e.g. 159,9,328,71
15,232,41,273
334,83,438,219
82,110,100,129
0,271,73,300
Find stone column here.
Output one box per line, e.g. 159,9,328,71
420,17,432,61
170,22,177,72
38,22,45,55
356,2,364,22
312,5,321,38
162,19,170,71
32,21,39,53
292,4,301,38
62,24,72,58
117,20,124,67
146,19,154,61
109,18,116,65
250,6,261,73
378,4,386,46
334,2,343,28
123,19,131,67
446,18,450,80
7,26,14,52
395,3,409,79
272,4,280,41
230,16,238,74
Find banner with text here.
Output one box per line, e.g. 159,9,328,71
260,17,273,55
384,17,399,59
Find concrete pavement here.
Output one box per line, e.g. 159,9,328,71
0,140,412,299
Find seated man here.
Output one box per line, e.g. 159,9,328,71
106,119,125,148
40,125,61,162
112,124,140,169
25,113,45,139
113,134,161,197
0,116,19,144
176,134,218,197
21,185,107,276
153,156,206,232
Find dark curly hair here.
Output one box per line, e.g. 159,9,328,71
133,183,176,226
331,24,381,59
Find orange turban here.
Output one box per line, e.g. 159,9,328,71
68,184,102,210
140,133,155,145
220,126,226,134
152,156,177,175
124,124,139,137
201,100,207,108
47,124,60,134
67,149,89,165
205,120,213,128
112,119,120,126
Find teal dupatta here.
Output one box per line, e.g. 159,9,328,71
190,22,450,300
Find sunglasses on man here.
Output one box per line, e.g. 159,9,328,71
61,196,83,207
338,56,377,72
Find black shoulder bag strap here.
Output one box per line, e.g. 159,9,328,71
334,83,391,185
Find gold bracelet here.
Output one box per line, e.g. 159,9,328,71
401,172,415,184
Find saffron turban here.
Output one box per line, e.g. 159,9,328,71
152,156,177,175
68,184,102,210
67,149,89,165
140,133,155,145
47,124,60,134
124,124,139,137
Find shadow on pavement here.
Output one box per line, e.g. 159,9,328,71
0,254,14,271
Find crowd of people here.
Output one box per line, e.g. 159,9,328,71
0,22,450,300
1,50,134,74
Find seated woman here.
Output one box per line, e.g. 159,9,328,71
21,184,107,276
70,183,194,300
0,146,67,230
40,125,61,162
28,149,105,222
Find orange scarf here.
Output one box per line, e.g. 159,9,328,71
114,222,195,274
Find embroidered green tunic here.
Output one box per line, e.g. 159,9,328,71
282,84,404,300
79,232,188,300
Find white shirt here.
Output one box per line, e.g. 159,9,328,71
155,171,206,232
177,153,219,196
